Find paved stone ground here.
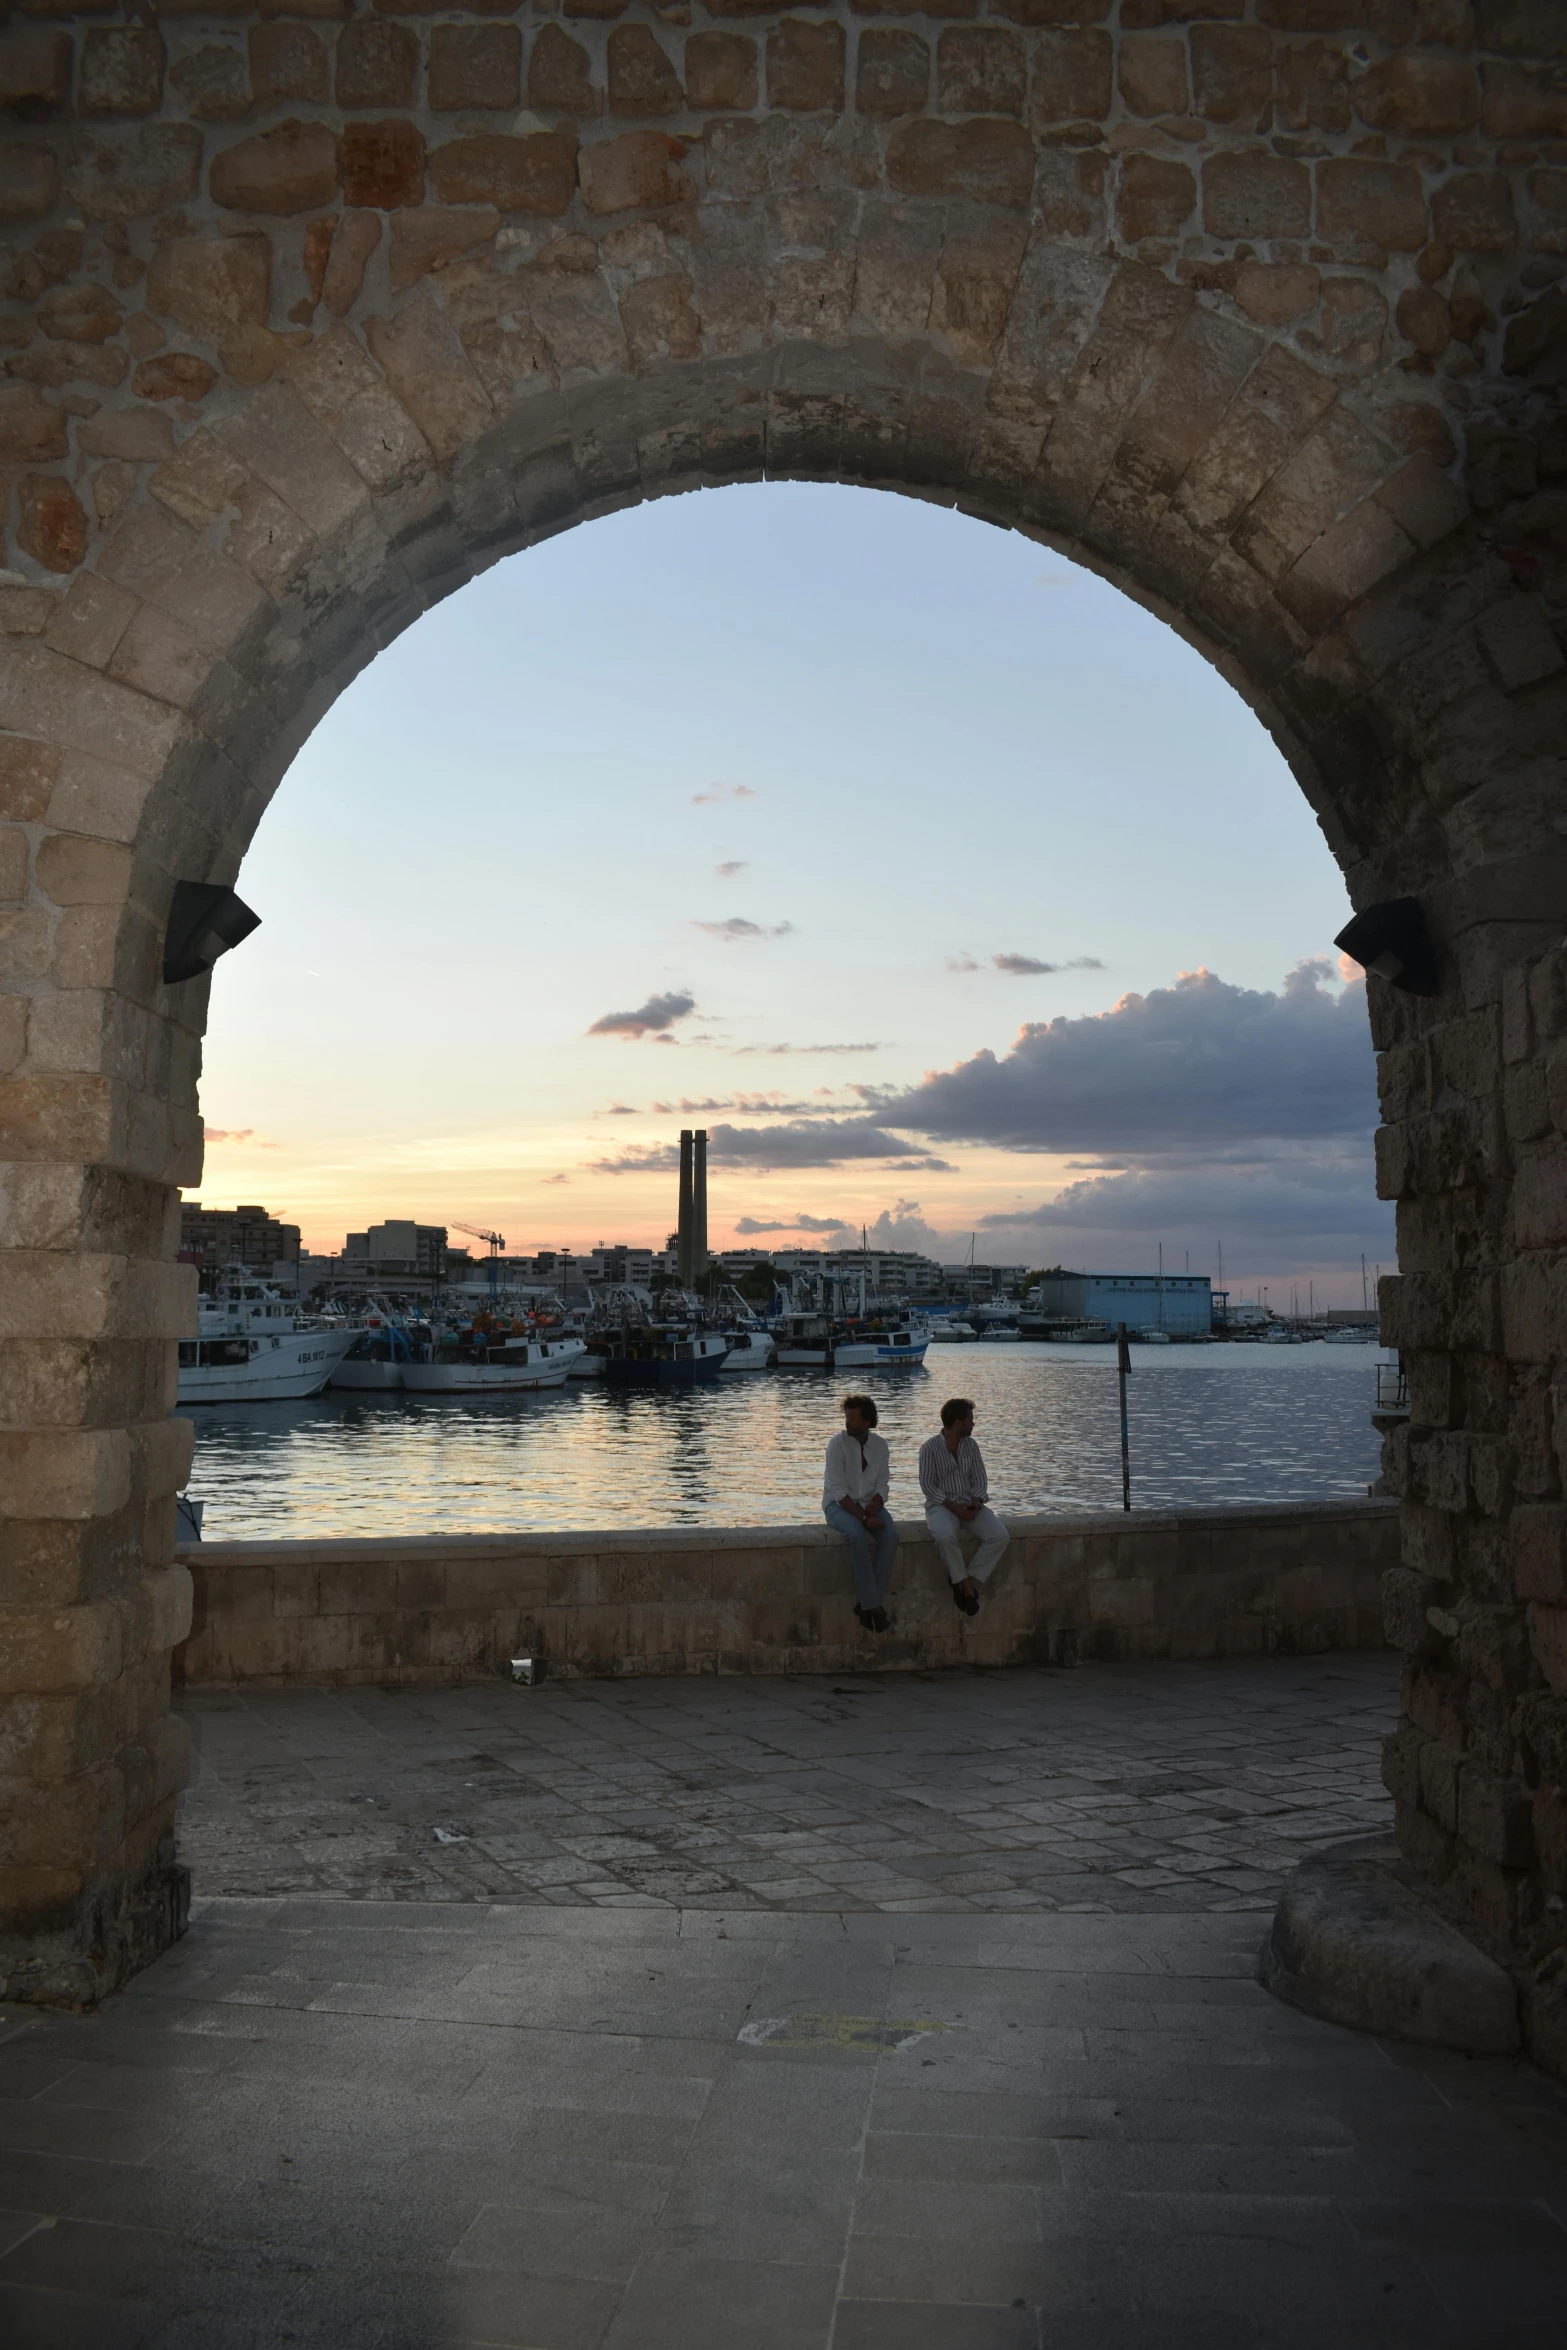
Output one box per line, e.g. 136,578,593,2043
4,1657,1567,2348
174,1656,1400,1914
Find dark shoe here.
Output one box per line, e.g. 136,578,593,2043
869,1607,891,1633
854,1605,873,1633
951,1580,980,1617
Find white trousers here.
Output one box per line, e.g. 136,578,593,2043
926,1504,1010,1586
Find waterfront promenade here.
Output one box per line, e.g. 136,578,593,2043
3,1654,1565,2347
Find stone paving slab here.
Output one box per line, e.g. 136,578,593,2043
174,1655,1399,1914
2,1898,1566,2349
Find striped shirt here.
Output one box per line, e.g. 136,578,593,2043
918,1431,988,1509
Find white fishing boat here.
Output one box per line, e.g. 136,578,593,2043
178,1273,359,1404
929,1320,977,1343
720,1327,775,1371
834,1315,930,1367
329,1299,419,1391
775,1310,928,1368
402,1333,582,1395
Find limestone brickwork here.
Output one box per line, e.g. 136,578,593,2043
0,2,1563,2036
173,1500,1396,1684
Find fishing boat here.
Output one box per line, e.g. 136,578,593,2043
329,1298,420,1391
774,1309,929,1368
402,1328,581,1394
712,1285,775,1371
177,1272,360,1404
929,1319,977,1343
719,1326,774,1371
599,1326,730,1386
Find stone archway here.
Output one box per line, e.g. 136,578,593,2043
2,2,1565,2048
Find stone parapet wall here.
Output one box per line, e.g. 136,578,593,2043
173,1500,1397,1686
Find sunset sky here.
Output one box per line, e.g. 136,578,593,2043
194,481,1393,1305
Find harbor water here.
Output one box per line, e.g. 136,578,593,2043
183,1340,1387,1540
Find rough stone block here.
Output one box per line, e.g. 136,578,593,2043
887,118,1034,206
578,131,689,216
608,24,682,116
80,29,165,118
938,26,1025,116
768,18,845,112
1033,27,1113,121
248,24,328,110
1190,23,1271,122
387,204,498,292
529,24,599,116
0,147,59,225
1475,595,1565,692
336,20,418,112
856,29,928,117
342,119,426,211
1117,151,1196,242
1354,52,1479,136
687,31,756,112
428,24,521,113
429,133,577,215
1432,170,1517,254
1316,158,1428,252
0,29,73,109
211,121,340,216
365,288,493,465
1118,32,1188,119
168,45,250,126
1204,149,1312,241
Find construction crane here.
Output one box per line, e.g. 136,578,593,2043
452,1223,506,1306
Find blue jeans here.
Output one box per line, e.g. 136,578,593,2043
824,1504,899,1610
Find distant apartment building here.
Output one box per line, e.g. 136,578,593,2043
824,1247,945,1299
941,1262,1030,1301
344,1221,449,1279
179,1202,299,1281
1027,1268,1214,1336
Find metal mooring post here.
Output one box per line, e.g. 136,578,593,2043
1116,1322,1132,1512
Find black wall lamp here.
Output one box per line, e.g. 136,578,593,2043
162,882,261,986
1333,898,1439,997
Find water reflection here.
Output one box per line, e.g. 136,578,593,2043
185,1342,1385,1540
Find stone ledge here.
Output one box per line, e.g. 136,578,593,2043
172,1499,1398,1686
1259,1833,1520,2055
183,1497,1396,1564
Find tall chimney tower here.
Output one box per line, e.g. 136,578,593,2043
693,1128,708,1281
676,1130,694,1287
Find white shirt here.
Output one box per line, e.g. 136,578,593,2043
918,1431,989,1508
823,1428,890,1511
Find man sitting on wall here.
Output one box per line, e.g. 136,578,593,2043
823,1394,899,1635
919,1397,1010,1617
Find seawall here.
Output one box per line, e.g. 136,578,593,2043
174,1500,1397,1686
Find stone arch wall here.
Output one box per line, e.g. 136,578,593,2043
1,0,1565,2042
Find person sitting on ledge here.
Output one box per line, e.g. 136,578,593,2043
823,1394,898,1635
919,1397,1010,1617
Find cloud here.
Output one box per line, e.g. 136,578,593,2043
203,1127,254,1144
691,783,757,805
734,1212,854,1236
692,918,795,942
970,1148,1394,1276
716,861,748,879
588,990,696,1039
734,1040,884,1057
597,1104,638,1117
649,1092,859,1117
895,961,1375,1154
542,1173,570,1186
950,953,1105,977
592,1118,957,1175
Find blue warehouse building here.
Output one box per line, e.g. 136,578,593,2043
1027,1270,1213,1337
